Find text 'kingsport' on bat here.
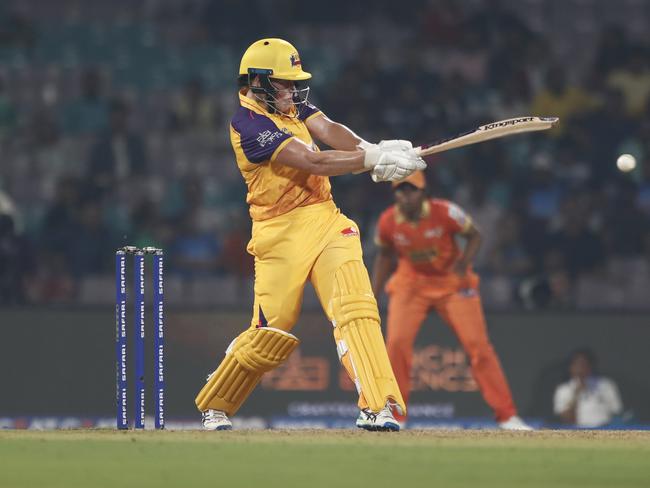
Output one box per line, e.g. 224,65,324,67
415,116,559,157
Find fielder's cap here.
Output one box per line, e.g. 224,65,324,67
392,171,426,190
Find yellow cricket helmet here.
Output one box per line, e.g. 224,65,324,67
239,38,311,81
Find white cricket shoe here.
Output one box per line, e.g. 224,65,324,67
202,410,232,431
356,404,401,432
498,415,533,431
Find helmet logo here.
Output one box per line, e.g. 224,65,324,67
289,53,301,67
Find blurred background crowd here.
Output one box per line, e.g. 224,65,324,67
0,0,649,309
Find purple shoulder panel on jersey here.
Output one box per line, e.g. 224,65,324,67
231,106,292,164
297,102,321,121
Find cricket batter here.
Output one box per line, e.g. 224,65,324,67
373,171,532,430
195,38,426,431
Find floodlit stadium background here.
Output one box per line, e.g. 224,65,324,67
0,0,648,429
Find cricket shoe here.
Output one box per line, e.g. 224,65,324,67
202,410,232,431
498,415,533,431
356,404,401,432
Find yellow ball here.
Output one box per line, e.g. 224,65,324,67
616,154,636,172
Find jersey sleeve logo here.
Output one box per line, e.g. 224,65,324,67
341,226,359,237
256,129,286,147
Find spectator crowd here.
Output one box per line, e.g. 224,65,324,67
0,0,649,309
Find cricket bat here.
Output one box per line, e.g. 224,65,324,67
415,116,559,157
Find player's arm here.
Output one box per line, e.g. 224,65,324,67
372,213,397,297
274,138,367,176
306,114,418,159
453,220,482,275
371,245,396,298
305,113,366,151
238,112,424,180
236,112,368,175
275,136,425,179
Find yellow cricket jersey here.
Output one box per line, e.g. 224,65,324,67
230,91,332,221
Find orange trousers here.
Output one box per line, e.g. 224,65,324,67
385,286,517,422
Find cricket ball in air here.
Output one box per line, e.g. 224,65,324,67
616,154,636,172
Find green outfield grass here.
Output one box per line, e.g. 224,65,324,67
1,429,649,488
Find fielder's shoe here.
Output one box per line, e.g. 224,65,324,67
498,415,533,431
356,404,401,432
202,409,232,431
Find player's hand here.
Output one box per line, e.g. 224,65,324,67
377,140,425,181
378,140,413,152
358,139,413,154
370,152,426,182
453,260,475,291
356,139,415,172
364,146,426,182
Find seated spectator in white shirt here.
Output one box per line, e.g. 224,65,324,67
553,348,623,428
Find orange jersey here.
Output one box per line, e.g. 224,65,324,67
375,198,479,293
230,91,332,221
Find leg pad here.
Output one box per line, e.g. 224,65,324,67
330,261,406,414
195,327,299,415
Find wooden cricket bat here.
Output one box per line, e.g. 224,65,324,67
415,116,559,157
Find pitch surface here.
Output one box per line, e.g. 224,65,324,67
1,429,649,487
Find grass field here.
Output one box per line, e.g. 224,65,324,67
1,429,649,488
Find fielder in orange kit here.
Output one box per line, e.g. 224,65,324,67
372,171,532,430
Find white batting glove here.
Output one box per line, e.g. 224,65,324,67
357,140,377,151
372,154,426,182
378,141,422,172
352,140,379,174
363,146,426,182
378,139,413,152
358,139,413,153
